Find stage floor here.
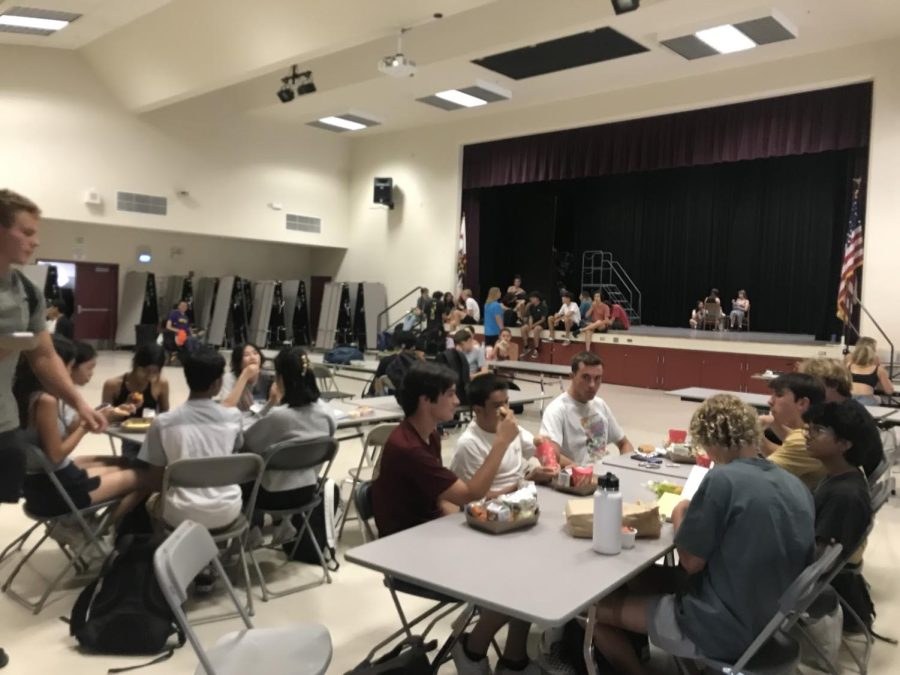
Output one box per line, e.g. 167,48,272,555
628,325,827,346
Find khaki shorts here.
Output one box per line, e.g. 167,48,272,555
645,594,701,659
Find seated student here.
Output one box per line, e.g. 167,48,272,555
847,337,894,405
798,357,885,479
501,293,521,329
17,336,151,525
487,327,519,362
578,291,593,326
540,352,633,466
139,348,245,531
549,290,581,345
581,291,613,349
728,289,750,330
102,343,170,418
507,274,525,296
401,287,431,332
444,291,464,332
242,347,335,515
522,292,548,359
589,394,815,675
372,362,543,674
46,300,74,339
451,374,560,496
218,342,270,412
461,289,480,325
436,330,477,404
803,402,877,631
703,288,723,330
763,373,826,491
689,300,704,329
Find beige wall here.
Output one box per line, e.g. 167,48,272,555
343,38,900,344
0,45,351,250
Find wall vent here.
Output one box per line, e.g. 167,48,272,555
117,191,167,216
286,213,321,233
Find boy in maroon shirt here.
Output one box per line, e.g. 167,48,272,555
372,362,542,674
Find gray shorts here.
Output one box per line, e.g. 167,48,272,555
645,594,701,659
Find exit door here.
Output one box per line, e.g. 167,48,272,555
74,262,118,341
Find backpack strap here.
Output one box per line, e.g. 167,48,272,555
68,577,99,636
106,625,186,674
14,270,39,318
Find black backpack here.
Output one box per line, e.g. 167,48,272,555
283,478,343,570
69,535,184,667
345,636,435,674
385,351,417,392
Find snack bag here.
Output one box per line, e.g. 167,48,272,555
534,440,559,469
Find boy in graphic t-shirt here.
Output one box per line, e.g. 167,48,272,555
540,351,633,465
549,290,581,345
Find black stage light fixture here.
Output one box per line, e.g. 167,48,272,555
296,71,317,96
276,65,316,103
611,0,640,15
277,78,295,103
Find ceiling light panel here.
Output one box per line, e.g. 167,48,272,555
307,113,380,133
418,82,511,112
0,6,80,35
695,25,755,54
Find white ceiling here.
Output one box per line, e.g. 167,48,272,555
7,0,900,133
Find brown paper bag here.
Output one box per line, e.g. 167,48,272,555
564,499,662,539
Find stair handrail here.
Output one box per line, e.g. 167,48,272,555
610,260,642,319
377,286,426,336
846,290,895,380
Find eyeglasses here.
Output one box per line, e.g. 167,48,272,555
805,424,834,437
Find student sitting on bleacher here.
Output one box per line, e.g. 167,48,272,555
803,402,877,631
763,373,826,491
139,348,244,531
799,357,885,479
242,347,336,517
372,362,544,675
218,342,271,412
450,374,559,497
589,395,815,675
17,336,152,531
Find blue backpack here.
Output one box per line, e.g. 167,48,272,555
324,346,364,365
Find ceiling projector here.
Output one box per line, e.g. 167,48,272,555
378,53,417,78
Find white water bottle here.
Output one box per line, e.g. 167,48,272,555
592,472,622,555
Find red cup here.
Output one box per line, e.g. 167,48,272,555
696,454,712,468
668,429,687,444
571,466,593,487
535,442,559,469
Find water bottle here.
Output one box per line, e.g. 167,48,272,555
592,472,622,556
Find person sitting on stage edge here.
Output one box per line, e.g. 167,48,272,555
550,290,581,345
507,274,525,296
798,357,885,479
540,351,633,465
689,301,704,330
483,286,504,347
581,291,613,349
588,394,814,675
846,337,894,405
763,373,826,491
501,292,521,328
461,289,480,325
522,292,548,359
578,291,592,326
728,289,750,330
372,362,544,675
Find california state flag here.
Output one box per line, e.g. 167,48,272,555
455,214,466,297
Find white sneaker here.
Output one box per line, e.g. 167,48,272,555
561,340,571,346
270,518,298,546
451,638,491,675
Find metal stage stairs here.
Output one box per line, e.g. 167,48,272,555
581,250,642,326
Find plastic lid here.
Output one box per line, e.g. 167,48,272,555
599,472,619,491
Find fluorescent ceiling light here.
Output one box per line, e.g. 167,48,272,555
317,116,366,131
434,89,488,108
0,15,68,31
695,24,756,54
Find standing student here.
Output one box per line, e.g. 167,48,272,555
0,190,107,668
373,362,544,674
522,292,548,359
482,287,504,347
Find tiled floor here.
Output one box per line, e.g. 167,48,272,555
0,351,896,674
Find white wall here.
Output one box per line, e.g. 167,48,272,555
343,38,900,344
0,45,351,250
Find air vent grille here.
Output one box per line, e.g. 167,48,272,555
286,213,321,233
117,191,167,216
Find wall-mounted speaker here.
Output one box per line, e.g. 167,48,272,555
374,177,394,209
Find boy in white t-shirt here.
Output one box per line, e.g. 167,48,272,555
540,351,634,465
139,347,245,530
550,290,581,345
451,374,563,495
462,288,481,324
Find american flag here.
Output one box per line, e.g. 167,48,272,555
836,179,864,324
455,214,467,297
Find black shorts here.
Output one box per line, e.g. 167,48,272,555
23,462,100,517
484,334,499,347
0,429,27,503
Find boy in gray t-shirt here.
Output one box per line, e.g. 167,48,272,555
587,395,814,673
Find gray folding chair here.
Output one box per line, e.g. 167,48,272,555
246,438,339,600
2,446,117,614
154,521,332,675
870,476,892,513
338,423,397,540
158,454,264,623
866,459,889,487
311,364,353,401
353,480,464,659
675,545,844,675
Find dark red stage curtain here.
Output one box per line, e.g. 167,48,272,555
462,83,872,190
